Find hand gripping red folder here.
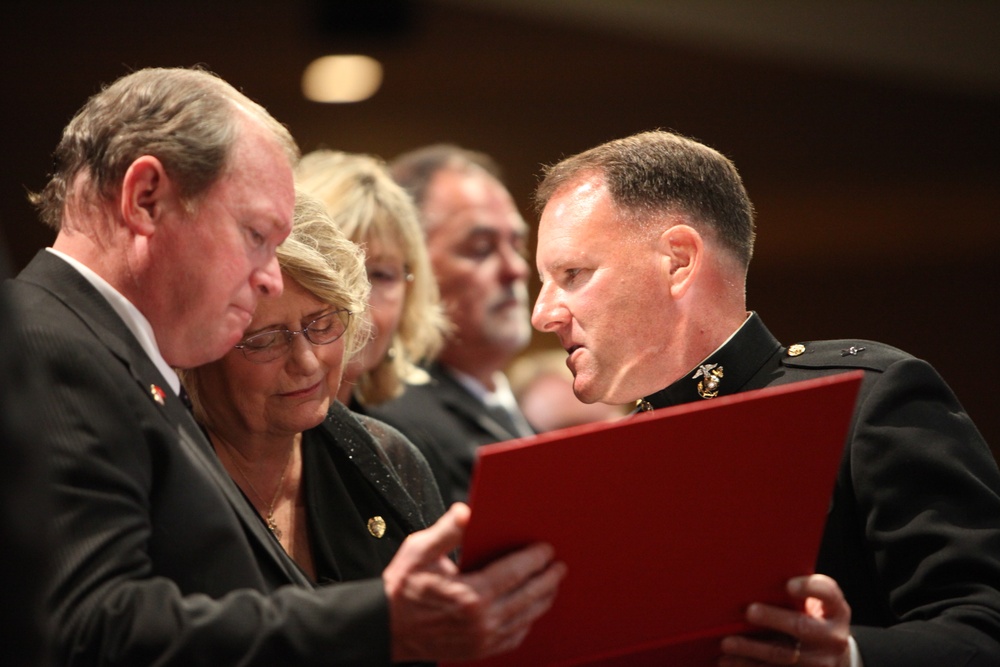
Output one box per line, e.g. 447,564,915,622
453,372,862,667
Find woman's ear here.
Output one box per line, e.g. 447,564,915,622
120,156,170,236
657,224,703,299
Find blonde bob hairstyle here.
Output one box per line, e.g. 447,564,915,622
277,190,372,362
31,66,298,231
295,149,447,405
181,190,370,419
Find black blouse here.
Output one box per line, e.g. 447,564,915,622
302,400,446,585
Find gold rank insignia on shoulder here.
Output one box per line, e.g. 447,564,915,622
692,363,724,399
367,516,386,538
787,344,806,357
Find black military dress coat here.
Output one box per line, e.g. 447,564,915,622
640,312,1000,667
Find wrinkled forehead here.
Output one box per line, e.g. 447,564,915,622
538,174,610,236
541,169,611,219
536,220,595,278
536,178,658,276
425,167,524,232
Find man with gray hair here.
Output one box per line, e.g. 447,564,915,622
372,144,536,505
3,67,564,666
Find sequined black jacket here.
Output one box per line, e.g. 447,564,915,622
304,401,446,585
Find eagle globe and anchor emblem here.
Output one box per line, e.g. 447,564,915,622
692,363,724,399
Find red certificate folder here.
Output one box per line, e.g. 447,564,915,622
453,372,862,667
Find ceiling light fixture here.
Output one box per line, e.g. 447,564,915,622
301,55,383,103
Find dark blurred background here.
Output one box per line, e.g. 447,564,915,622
2,0,998,455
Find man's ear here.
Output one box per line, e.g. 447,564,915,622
120,156,170,236
657,224,703,299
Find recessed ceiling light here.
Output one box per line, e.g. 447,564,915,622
301,55,383,103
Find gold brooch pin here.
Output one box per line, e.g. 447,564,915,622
367,516,386,538
692,364,724,399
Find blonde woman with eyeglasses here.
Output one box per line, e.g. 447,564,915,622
182,191,445,584
294,149,447,413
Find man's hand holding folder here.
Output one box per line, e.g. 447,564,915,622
452,373,861,666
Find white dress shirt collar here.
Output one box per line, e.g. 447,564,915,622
46,248,181,395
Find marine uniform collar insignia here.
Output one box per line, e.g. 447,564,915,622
638,312,781,412
692,363,724,399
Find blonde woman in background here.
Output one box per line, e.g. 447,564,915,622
295,150,447,413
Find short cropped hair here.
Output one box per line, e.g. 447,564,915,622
388,143,503,218
535,130,756,267
30,66,299,230
295,150,447,404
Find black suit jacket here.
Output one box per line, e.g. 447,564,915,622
5,251,391,666
641,313,1000,667
369,362,531,506
0,248,52,665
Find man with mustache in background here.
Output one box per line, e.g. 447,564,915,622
372,145,536,505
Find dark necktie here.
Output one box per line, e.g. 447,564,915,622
486,402,533,438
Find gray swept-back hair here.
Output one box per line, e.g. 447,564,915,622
30,66,298,230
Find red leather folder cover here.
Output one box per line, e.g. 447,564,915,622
453,372,862,667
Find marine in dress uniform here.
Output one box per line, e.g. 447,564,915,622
638,312,1000,667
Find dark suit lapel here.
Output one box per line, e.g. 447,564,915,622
428,364,524,441
171,419,313,586
320,402,426,533
18,251,312,587
315,401,427,532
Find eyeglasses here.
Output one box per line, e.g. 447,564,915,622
234,310,351,363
